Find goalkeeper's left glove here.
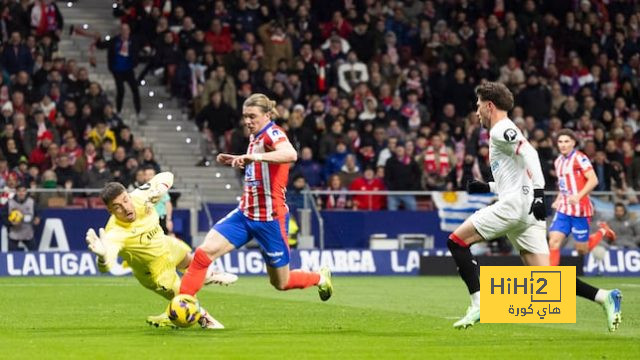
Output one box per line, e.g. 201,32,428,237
529,189,546,221
85,228,107,258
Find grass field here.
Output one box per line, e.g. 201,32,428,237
0,276,638,359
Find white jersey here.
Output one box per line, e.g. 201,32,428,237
488,118,544,201
469,117,549,254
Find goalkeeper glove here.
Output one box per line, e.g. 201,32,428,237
529,189,546,221
85,228,107,258
467,180,490,194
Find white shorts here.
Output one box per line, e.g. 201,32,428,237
469,198,549,255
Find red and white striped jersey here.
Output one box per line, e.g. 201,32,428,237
554,150,594,217
239,122,290,221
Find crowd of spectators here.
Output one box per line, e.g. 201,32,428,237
115,0,640,213
0,0,162,211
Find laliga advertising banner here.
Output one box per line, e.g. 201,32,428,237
0,250,426,277
0,249,639,277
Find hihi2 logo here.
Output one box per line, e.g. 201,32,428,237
480,266,576,323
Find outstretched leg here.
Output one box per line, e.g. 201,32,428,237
448,218,484,329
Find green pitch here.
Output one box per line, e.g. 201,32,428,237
0,276,638,359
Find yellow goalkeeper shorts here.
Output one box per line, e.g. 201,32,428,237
132,236,191,300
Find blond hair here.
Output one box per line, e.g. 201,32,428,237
243,93,280,118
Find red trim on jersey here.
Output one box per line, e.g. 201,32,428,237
554,150,594,217
515,140,524,155
239,124,290,221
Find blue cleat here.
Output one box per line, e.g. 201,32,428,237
602,289,622,332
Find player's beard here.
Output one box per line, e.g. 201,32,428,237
479,112,489,129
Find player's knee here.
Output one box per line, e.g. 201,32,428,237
270,278,288,291
576,245,589,256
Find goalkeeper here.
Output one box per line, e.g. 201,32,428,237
85,172,234,329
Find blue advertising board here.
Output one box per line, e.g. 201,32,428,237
201,204,451,249
1,249,638,277
0,208,192,252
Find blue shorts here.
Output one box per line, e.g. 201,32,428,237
549,212,591,242
213,208,290,268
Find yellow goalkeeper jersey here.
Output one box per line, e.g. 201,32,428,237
97,172,177,274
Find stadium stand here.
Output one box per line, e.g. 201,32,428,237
109,0,639,212
2,1,639,218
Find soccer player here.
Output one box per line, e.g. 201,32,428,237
179,93,333,303
448,82,622,331
549,129,616,266
84,172,236,329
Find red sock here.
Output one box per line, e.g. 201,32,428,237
179,248,212,296
550,248,560,266
588,230,604,251
283,270,321,290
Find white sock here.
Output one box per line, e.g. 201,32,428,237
317,273,326,286
595,289,608,304
471,291,480,308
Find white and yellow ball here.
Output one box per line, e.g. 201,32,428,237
167,294,202,328
8,209,23,224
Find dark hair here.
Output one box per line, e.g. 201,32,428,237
557,128,578,143
475,82,514,111
614,202,626,211
100,182,126,206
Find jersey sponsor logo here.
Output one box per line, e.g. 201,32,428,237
503,128,517,142
491,160,500,172
558,178,568,193
570,227,588,235
245,180,262,187
245,163,255,180
271,128,281,137
265,251,284,257
139,226,160,245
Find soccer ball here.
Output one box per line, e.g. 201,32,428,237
8,209,23,224
167,294,202,328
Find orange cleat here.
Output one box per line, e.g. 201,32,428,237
599,222,617,242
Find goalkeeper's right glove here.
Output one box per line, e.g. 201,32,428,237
467,180,491,194
85,228,107,258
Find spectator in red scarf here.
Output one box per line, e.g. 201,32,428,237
29,0,63,40
420,134,455,190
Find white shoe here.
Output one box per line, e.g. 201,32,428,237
198,308,225,329
204,268,238,286
453,305,480,329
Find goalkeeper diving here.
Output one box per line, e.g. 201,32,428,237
85,171,236,329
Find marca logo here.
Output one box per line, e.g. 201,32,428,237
298,250,377,273
480,266,576,323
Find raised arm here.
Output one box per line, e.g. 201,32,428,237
138,172,174,204
86,228,122,273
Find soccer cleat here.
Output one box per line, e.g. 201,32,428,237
204,269,239,286
602,289,622,332
599,222,617,242
146,312,176,328
453,306,480,329
198,308,225,330
317,266,333,302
